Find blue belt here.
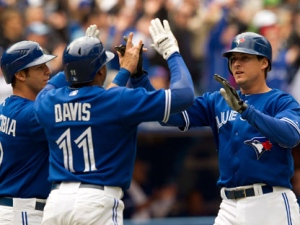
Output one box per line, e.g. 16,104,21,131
225,185,273,199
0,197,45,211
52,182,104,190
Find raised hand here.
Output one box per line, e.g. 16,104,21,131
214,74,248,113
118,32,143,75
149,18,179,60
85,24,100,39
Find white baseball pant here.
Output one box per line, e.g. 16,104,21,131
214,184,300,225
42,182,124,225
0,198,45,225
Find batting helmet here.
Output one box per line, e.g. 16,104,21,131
223,32,272,73
63,36,114,84
0,41,57,84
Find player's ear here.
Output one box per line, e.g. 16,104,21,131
15,70,27,82
261,57,269,71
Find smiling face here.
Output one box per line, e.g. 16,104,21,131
228,52,270,93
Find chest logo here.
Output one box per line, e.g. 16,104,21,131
244,137,272,160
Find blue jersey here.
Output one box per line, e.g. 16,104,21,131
34,53,194,190
0,96,51,198
173,89,300,188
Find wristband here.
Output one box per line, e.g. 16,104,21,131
112,68,131,86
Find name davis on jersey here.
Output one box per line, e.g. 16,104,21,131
55,103,91,123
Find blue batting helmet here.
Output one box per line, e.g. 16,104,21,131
223,32,272,73
0,41,56,84
63,36,114,84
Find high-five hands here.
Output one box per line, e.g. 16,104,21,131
149,18,179,60
214,74,248,114
117,32,143,75
85,24,100,39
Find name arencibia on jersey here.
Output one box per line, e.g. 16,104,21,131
55,103,91,122
0,115,16,136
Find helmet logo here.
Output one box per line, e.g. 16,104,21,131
235,37,245,46
18,50,29,57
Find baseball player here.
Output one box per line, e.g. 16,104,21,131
0,41,56,225
130,32,300,224
33,18,194,225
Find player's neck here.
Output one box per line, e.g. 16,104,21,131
240,84,271,95
13,87,37,101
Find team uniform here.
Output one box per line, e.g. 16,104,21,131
131,32,300,225
132,77,300,224
165,90,300,224
0,41,56,225
33,31,193,224
0,97,50,225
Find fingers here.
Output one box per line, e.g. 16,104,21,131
94,30,100,39
86,24,100,39
163,20,171,32
214,74,230,91
154,18,164,33
150,19,159,36
214,74,225,84
149,25,155,40
116,51,122,59
126,32,134,48
220,88,228,100
137,40,143,52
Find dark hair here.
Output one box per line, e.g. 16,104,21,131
257,55,269,79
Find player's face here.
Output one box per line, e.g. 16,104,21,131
229,53,267,87
25,63,52,95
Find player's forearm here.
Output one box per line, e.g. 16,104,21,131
129,74,156,91
159,112,186,127
242,105,300,147
168,53,194,113
109,68,131,88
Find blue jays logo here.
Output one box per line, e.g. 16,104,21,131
235,37,245,46
244,137,272,160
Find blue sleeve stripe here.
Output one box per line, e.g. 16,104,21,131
162,89,171,123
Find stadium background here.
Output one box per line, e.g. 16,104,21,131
0,0,300,224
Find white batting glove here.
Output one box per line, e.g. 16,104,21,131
149,18,179,60
85,24,100,39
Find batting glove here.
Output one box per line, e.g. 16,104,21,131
85,24,100,39
149,18,179,60
214,74,248,114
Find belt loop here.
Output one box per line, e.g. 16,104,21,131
220,187,228,200
253,183,263,196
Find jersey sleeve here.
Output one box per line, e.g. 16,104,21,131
241,94,300,147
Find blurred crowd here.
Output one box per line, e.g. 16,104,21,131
0,0,300,100
0,0,300,220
